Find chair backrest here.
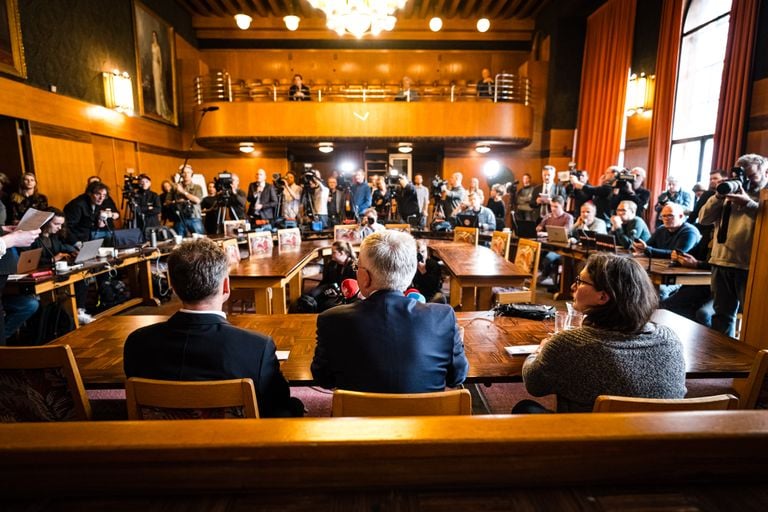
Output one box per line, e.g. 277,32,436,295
219,238,241,266
593,394,739,413
490,230,511,259
332,389,472,417
513,238,541,275
223,220,247,238
277,227,301,248
0,345,91,422
125,378,259,420
385,224,411,233
734,349,768,409
453,227,479,245
333,224,362,243
247,231,274,256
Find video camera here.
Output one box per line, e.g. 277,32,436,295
336,171,352,190
301,164,319,186
613,168,635,191
213,171,233,193
431,176,447,198
272,173,286,189
122,174,141,199
558,169,586,182
717,166,748,195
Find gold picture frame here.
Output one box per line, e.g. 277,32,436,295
132,0,177,125
0,0,26,78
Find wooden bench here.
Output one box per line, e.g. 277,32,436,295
3,412,768,508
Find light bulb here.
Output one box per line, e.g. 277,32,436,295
429,17,443,32
477,18,490,33
234,14,252,30
284,15,300,31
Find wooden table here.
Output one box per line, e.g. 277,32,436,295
229,240,333,314
428,241,530,310
48,309,757,388
5,251,159,328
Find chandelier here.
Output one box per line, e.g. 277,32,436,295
308,0,407,38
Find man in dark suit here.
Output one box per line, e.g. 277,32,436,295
123,238,303,417
530,165,567,223
246,168,279,223
311,230,469,392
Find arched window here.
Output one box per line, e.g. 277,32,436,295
668,0,731,191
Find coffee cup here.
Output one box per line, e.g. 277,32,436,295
174,235,183,245
55,261,68,272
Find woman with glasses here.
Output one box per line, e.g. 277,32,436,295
513,252,686,413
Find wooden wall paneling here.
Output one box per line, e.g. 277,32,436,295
0,118,25,186
740,189,768,348
176,36,209,150
137,151,189,190
31,135,95,211
443,153,533,200
746,78,768,155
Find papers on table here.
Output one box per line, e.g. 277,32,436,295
276,350,290,361
504,345,540,356
17,208,55,231
7,274,27,281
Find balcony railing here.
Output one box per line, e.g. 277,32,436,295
194,73,531,106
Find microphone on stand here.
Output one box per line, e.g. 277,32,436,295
341,279,360,303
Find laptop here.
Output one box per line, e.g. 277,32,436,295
16,248,43,274
545,225,569,244
577,229,597,249
595,233,618,253
74,239,105,265
455,211,479,228
513,219,538,239
112,228,144,249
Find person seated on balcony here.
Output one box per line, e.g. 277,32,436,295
288,73,311,101
477,68,494,97
394,76,419,102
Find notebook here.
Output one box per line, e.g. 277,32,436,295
513,219,538,239
545,225,569,244
74,239,105,264
16,248,43,274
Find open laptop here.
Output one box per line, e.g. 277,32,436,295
16,248,43,274
595,233,618,253
545,225,569,244
455,211,479,228
577,230,597,249
112,228,144,250
74,238,106,268
513,219,538,239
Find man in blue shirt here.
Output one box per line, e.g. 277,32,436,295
350,170,371,219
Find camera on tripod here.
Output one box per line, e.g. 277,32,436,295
301,169,318,186
272,173,286,189
717,166,748,195
336,171,353,190
122,174,141,199
431,177,447,198
213,172,233,194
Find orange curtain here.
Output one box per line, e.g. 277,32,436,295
711,0,760,169
646,0,685,217
574,0,637,176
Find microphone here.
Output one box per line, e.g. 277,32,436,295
199,106,220,112
341,279,360,302
406,291,427,303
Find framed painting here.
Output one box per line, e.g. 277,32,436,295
0,0,26,78
132,0,177,125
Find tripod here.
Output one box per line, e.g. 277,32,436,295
299,185,315,227
214,192,240,234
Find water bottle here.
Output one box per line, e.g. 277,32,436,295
150,230,157,248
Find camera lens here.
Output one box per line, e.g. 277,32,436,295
716,180,740,195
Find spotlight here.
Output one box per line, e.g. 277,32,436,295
340,161,356,173
397,142,413,154
477,18,490,33
234,14,252,30
483,160,501,178
429,17,443,32
284,15,300,31
318,142,334,154
239,142,255,154
475,143,491,154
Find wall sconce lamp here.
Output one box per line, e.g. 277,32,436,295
475,143,491,154
476,18,490,33
625,72,655,116
318,142,334,153
397,142,413,153
235,14,252,30
429,17,443,32
102,70,134,115
284,15,300,31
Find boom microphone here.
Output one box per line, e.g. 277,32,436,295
200,106,220,112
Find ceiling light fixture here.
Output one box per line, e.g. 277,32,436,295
284,15,300,31
476,18,490,33
397,142,413,154
318,142,334,153
475,143,491,154
234,14,252,30
239,142,255,154
429,17,443,32
308,0,406,38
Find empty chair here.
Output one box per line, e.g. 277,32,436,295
332,389,472,417
125,377,259,420
0,345,91,422
490,230,511,260
494,238,541,304
732,349,768,409
453,226,479,245
593,394,739,412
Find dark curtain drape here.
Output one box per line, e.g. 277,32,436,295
574,0,637,176
646,0,685,217
711,0,761,169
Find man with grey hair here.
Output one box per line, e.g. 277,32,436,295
699,153,768,337
311,230,469,392
530,165,567,222
124,238,303,417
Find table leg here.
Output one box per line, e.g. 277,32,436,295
462,287,477,311
554,256,575,301
476,287,493,310
271,286,288,315
288,274,302,304
449,277,462,308
253,289,271,314
137,258,160,306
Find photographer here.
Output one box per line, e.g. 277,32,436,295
372,176,392,221
133,174,161,230
394,175,420,226
413,174,430,229
306,170,329,228
609,166,650,220
530,166,566,223
170,164,204,236
200,182,219,234
699,153,768,337
359,207,385,239
281,172,302,221
654,176,693,227
247,168,278,224
327,176,344,226
564,168,591,216
440,172,467,222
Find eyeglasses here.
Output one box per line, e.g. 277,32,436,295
660,214,676,219
574,275,595,288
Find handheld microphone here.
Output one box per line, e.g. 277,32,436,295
341,279,360,302
199,106,220,112
406,291,426,303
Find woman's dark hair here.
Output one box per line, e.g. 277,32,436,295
332,241,357,264
41,207,65,233
581,253,658,333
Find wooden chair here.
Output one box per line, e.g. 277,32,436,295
277,227,301,248
331,389,472,417
125,378,259,420
494,238,541,304
0,345,91,421
453,226,479,245
732,349,768,409
247,231,274,256
489,230,511,260
593,394,739,413
333,224,362,244
385,223,411,233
